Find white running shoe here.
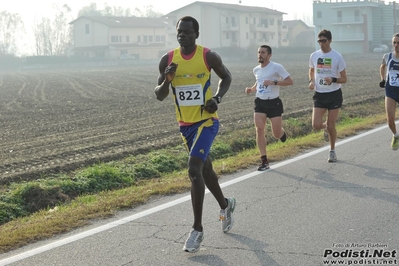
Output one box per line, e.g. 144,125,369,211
220,197,236,233
328,150,337,163
183,229,204,253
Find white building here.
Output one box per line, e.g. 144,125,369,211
313,0,399,53
163,1,288,51
68,1,290,60
69,16,167,60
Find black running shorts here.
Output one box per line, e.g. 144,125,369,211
312,89,343,110
254,97,284,118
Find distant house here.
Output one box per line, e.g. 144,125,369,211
163,1,289,51
283,20,315,48
69,16,167,60
69,2,292,61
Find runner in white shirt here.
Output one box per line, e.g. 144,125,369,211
308,29,347,163
245,45,293,171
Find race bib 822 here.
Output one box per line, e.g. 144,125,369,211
175,84,204,106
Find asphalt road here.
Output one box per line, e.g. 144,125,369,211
1,122,398,266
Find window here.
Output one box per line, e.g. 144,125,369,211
317,11,322,19
246,17,249,24
231,17,236,27
137,36,141,42
337,11,342,23
126,36,130,42
85,24,90,34
246,32,249,39
143,35,148,43
111,36,118,42
155,35,165,42
260,18,268,28
270,18,274,26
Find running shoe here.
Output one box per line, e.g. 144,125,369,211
257,159,270,171
392,136,399,150
328,150,337,163
220,197,236,233
324,128,329,142
183,229,204,253
280,131,287,143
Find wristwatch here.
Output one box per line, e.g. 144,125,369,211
332,77,337,83
273,80,278,85
213,96,222,104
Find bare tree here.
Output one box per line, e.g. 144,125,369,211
52,4,73,55
32,18,52,55
133,5,163,18
142,5,163,18
32,4,73,56
0,11,24,55
78,3,103,17
103,4,132,17
78,2,161,17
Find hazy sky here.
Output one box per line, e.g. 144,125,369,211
2,0,313,22
1,0,313,55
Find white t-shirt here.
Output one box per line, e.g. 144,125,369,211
309,49,346,93
253,61,290,100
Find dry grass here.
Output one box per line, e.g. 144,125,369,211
0,175,191,253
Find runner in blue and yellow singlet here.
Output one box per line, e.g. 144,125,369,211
168,44,217,124
155,16,236,253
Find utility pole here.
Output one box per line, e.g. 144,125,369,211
394,1,397,33
362,11,368,53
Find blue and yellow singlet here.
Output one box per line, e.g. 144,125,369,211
168,45,218,125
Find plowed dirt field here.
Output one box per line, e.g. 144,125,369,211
0,54,382,185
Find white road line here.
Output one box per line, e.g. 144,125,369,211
0,122,393,265
219,122,391,188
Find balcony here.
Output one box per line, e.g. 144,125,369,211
249,24,269,32
331,17,364,25
333,33,365,41
221,23,239,31
221,38,240,47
